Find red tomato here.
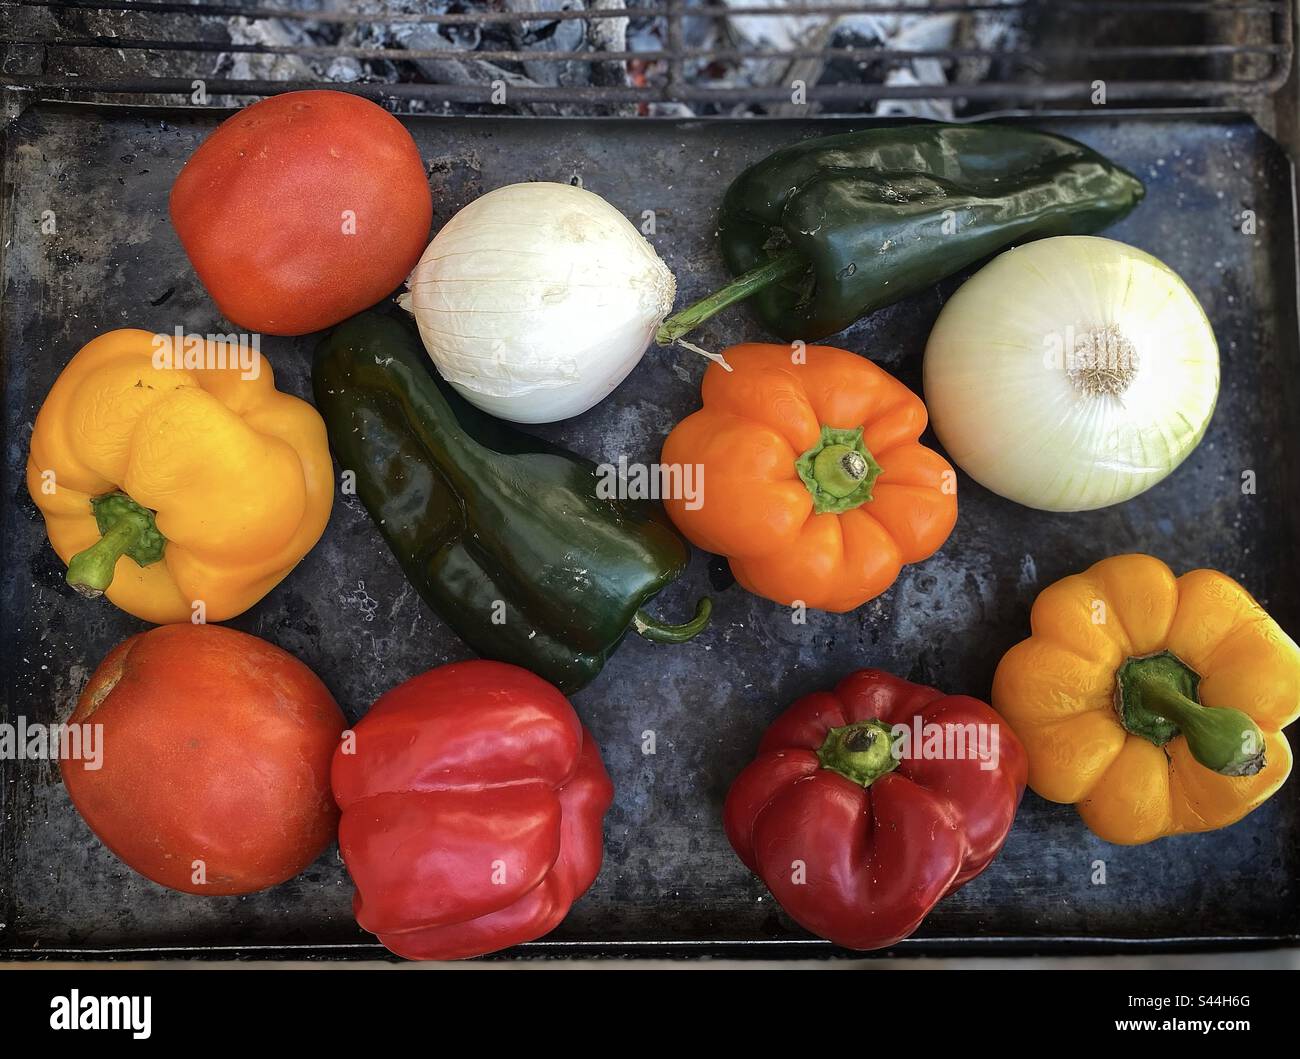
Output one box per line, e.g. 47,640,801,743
169,90,432,335
60,624,346,896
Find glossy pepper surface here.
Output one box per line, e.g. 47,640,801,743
725,669,1027,950
658,124,1144,344
26,329,333,623
333,660,613,960
661,342,956,612
313,312,710,693
993,554,1300,844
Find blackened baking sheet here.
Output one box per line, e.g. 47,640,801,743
2,105,1297,958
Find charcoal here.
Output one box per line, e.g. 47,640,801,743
0,0,1036,119
506,0,589,87
588,0,633,93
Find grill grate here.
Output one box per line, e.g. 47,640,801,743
0,0,1293,117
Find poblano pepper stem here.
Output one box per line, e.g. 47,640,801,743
816,719,900,787
633,598,712,644
66,492,167,597
656,249,805,345
1117,651,1266,777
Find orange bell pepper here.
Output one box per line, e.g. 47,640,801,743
661,343,957,612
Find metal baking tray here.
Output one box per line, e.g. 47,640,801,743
2,104,1298,960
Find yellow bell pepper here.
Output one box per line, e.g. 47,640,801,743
26,329,334,624
992,554,1300,844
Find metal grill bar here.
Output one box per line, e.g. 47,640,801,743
5,0,1290,21
8,39,1288,65
0,75,1274,104
1,0,1293,115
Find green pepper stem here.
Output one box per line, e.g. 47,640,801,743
633,597,712,645
66,493,167,598
1131,670,1266,777
795,426,882,515
655,249,806,345
812,444,868,497
816,719,900,788
66,519,142,597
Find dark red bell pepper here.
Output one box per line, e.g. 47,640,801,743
332,660,613,960
724,669,1027,950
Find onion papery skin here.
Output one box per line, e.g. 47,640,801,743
406,182,676,424
923,237,1219,513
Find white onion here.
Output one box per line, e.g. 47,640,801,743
923,236,1219,513
404,181,675,423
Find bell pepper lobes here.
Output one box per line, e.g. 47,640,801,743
661,342,956,612
332,660,613,960
993,554,1300,845
313,311,710,694
657,124,1144,344
725,669,1027,950
26,329,333,624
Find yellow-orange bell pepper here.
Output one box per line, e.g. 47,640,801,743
26,329,333,624
992,554,1300,844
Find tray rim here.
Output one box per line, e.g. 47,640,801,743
3,934,1299,962
2,102,1299,962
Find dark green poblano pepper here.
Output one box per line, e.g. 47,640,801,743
313,311,710,693
657,124,1145,344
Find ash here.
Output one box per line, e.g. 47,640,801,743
2,0,1029,118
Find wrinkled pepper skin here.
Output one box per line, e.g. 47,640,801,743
332,660,613,960
719,124,1145,341
725,670,1027,951
26,329,333,623
662,343,956,612
993,554,1300,844
314,312,708,693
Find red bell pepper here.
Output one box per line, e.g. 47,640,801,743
724,669,1027,950
332,660,613,960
